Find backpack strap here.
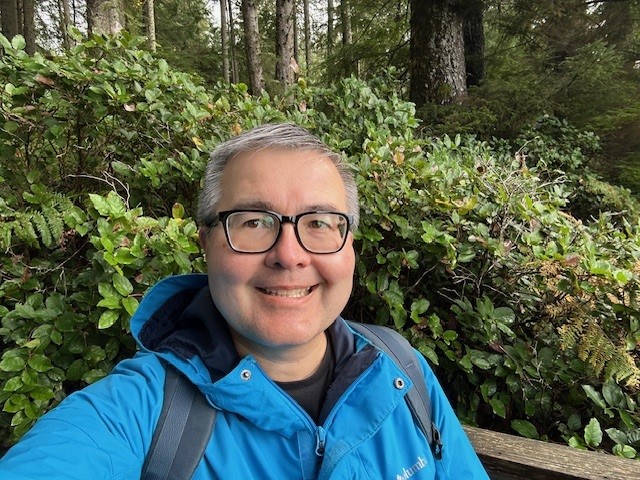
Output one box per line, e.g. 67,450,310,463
347,321,443,459
141,365,217,480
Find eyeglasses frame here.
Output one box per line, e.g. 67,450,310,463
207,209,352,254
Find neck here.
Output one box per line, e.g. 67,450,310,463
231,331,329,382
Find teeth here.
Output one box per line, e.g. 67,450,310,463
262,287,311,298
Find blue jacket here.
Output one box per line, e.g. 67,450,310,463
0,274,489,479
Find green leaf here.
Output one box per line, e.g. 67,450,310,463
112,273,133,296
122,296,139,316
511,419,539,439
0,356,26,372
27,354,52,372
489,398,506,419
29,386,54,401
11,35,26,50
97,297,122,310
582,385,606,409
3,377,23,392
82,369,107,384
584,418,603,447
89,194,111,216
98,310,119,329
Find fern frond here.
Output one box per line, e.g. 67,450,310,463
31,211,53,248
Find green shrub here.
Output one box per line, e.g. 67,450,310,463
1,34,639,459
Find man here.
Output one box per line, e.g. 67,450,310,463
0,123,489,479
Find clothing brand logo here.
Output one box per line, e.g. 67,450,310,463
395,456,427,479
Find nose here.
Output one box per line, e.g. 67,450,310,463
265,223,312,269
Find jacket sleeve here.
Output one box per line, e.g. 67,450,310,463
0,354,166,480
416,353,490,480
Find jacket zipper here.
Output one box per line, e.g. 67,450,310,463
315,426,327,456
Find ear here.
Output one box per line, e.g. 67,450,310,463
198,227,208,249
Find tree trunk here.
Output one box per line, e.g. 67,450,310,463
303,0,310,76
145,0,156,51
1,0,20,40
340,0,352,46
410,0,467,107
227,0,238,83
275,0,295,87
220,0,230,83
293,0,299,65
22,0,34,53
87,0,124,35
339,0,357,75
241,0,264,94
327,0,334,51
59,0,72,49
463,0,485,87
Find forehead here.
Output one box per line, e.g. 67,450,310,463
219,148,347,211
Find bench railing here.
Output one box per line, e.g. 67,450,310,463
464,426,639,480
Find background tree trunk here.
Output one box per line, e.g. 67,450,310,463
87,0,124,35
146,0,156,51
410,0,467,107
463,0,485,87
22,0,34,53
275,0,295,87
327,0,334,52
220,0,230,83
227,0,238,83
241,0,264,94
58,0,72,49
339,0,356,75
303,0,310,76
1,0,20,40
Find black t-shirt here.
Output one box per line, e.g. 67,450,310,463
276,334,335,424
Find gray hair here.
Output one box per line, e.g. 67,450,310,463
197,123,360,230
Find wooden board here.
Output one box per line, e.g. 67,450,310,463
463,426,639,480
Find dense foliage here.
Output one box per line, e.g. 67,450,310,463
1,34,639,460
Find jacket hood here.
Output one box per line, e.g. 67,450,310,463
129,274,360,386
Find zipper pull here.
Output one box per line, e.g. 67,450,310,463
315,426,326,456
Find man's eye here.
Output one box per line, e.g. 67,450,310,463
309,219,330,229
243,218,272,229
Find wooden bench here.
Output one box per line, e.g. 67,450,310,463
464,426,639,480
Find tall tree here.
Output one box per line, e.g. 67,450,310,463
303,0,310,76
463,0,485,87
228,0,239,83
87,0,125,35
1,0,20,40
327,0,334,51
241,0,264,94
275,0,295,87
146,0,156,52
59,0,72,49
410,0,467,107
220,0,230,82
22,0,35,54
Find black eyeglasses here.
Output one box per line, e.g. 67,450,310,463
208,209,352,254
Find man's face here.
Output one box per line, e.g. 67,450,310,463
199,148,355,355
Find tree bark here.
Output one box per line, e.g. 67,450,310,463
220,0,230,82
22,0,34,53
241,0,264,94
227,0,238,83
145,0,156,51
327,0,334,51
339,0,356,75
463,0,485,87
1,0,20,40
303,0,310,76
59,0,72,49
410,0,467,107
87,0,124,35
275,0,295,87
